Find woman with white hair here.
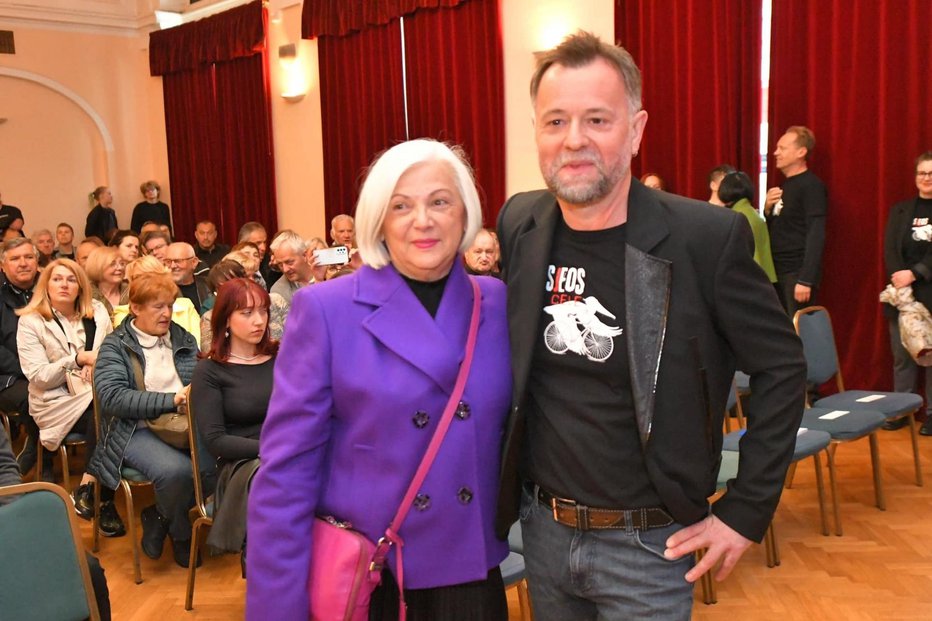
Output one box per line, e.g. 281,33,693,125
247,139,512,620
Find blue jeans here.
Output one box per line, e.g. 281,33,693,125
519,484,694,620
122,427,214,541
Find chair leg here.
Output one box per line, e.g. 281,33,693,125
696,548,716,604
724,413,732,433
122,480,143,584
59,445,70,493
35,441,44,483
764,522,779,567
785,462,798,489
868,432,885,511
811,452,830,537
825,444,843,536
517,578,533,621
92,479,101,553
907,412,923,487
185,517,208,611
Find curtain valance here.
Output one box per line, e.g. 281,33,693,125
302,0,468,38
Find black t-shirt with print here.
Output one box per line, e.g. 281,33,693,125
524,217,660,509
902,198,932,269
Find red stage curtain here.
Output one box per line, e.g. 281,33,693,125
302,0,466,37
615,0,761,200
404,0,506,226
317,20,407,225
769,1,932,391
150,0,264,75
151,0,277,245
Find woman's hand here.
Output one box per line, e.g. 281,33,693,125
75,350,98,368
892,269,916,289
173,388,188,408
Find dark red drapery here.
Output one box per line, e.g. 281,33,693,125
769,0,932,391
151,0,277,245
302,0,467,37
615,0,761,200
317,20,407,225
404,0,506,226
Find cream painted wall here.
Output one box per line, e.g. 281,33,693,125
0,25,168,238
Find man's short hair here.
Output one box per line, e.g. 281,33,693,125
915,151,932,169
31,228,52,239
708,164,737,184
355,139,483,270
270,229,309,255
0,237,37,263
529,31,642,115
56,223,74,233
786,126,815,154
238,221,267,242
78,237,105,248
331,214,353,228
140,230,171,249
196,220,217,230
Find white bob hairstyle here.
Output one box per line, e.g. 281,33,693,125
355,139,484,270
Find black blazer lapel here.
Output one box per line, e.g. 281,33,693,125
625,182,672,446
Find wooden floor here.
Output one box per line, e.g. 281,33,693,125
52,426,932,619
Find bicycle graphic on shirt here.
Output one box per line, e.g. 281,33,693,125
543,297,623,362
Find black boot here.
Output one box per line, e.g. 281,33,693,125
98,501,126,538
71,483,95,520
15,441,37,476
140,505,169,559
171,537,202,569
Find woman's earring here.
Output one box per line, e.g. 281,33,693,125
225,329,230,338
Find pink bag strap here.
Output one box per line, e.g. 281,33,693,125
369,277,482,620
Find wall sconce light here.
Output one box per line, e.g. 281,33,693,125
279,43,308,103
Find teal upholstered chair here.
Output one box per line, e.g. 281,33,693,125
0,481,101,621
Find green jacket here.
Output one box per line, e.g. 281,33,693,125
732,198,777,283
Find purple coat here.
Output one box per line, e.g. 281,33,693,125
246,262,511,619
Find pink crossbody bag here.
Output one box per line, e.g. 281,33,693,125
308,277,482,621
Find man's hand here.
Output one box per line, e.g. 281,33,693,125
891,269,916,289
794,284,811,303
764,187,783,214
663,514,752,583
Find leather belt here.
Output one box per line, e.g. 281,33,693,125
536,487,674,531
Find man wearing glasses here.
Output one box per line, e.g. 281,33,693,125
165,242,210,314
763,125,828,316
883,152,932,435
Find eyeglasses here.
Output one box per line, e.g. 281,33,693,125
166,256,195,265
917,171,932,179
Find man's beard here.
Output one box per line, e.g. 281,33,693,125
543,152,626,205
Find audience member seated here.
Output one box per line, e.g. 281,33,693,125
226,243,265,289
85,247,129,319
464,228,499,277
640,172,666,191
15,258,124,536
0,191,25,235
0,423,113,621
108,230,140,264
131,181,172,236
269,230,314,305
85,187,119,242
330,214,356,249
140,230,170,263
138,221,161,240
707,164,737,206
0,238,42,476
191,277,276,556
32,229,55,268
237,221,279,289
91,273,215,568
114,256,201,344
719,171,778,283
54,223,76,260
199,260,246,353
194,220,230,268
165,243,210,314
75,237,104,268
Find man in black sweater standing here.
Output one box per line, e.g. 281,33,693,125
764,126,828,315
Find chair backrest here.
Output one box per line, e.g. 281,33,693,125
0,482,101,621
185,385,211,519
793,306,843,389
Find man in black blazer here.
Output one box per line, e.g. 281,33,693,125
495,32,806,619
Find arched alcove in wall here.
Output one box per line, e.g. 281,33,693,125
0,68,114,235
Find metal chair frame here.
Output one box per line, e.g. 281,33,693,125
185,385,214,611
